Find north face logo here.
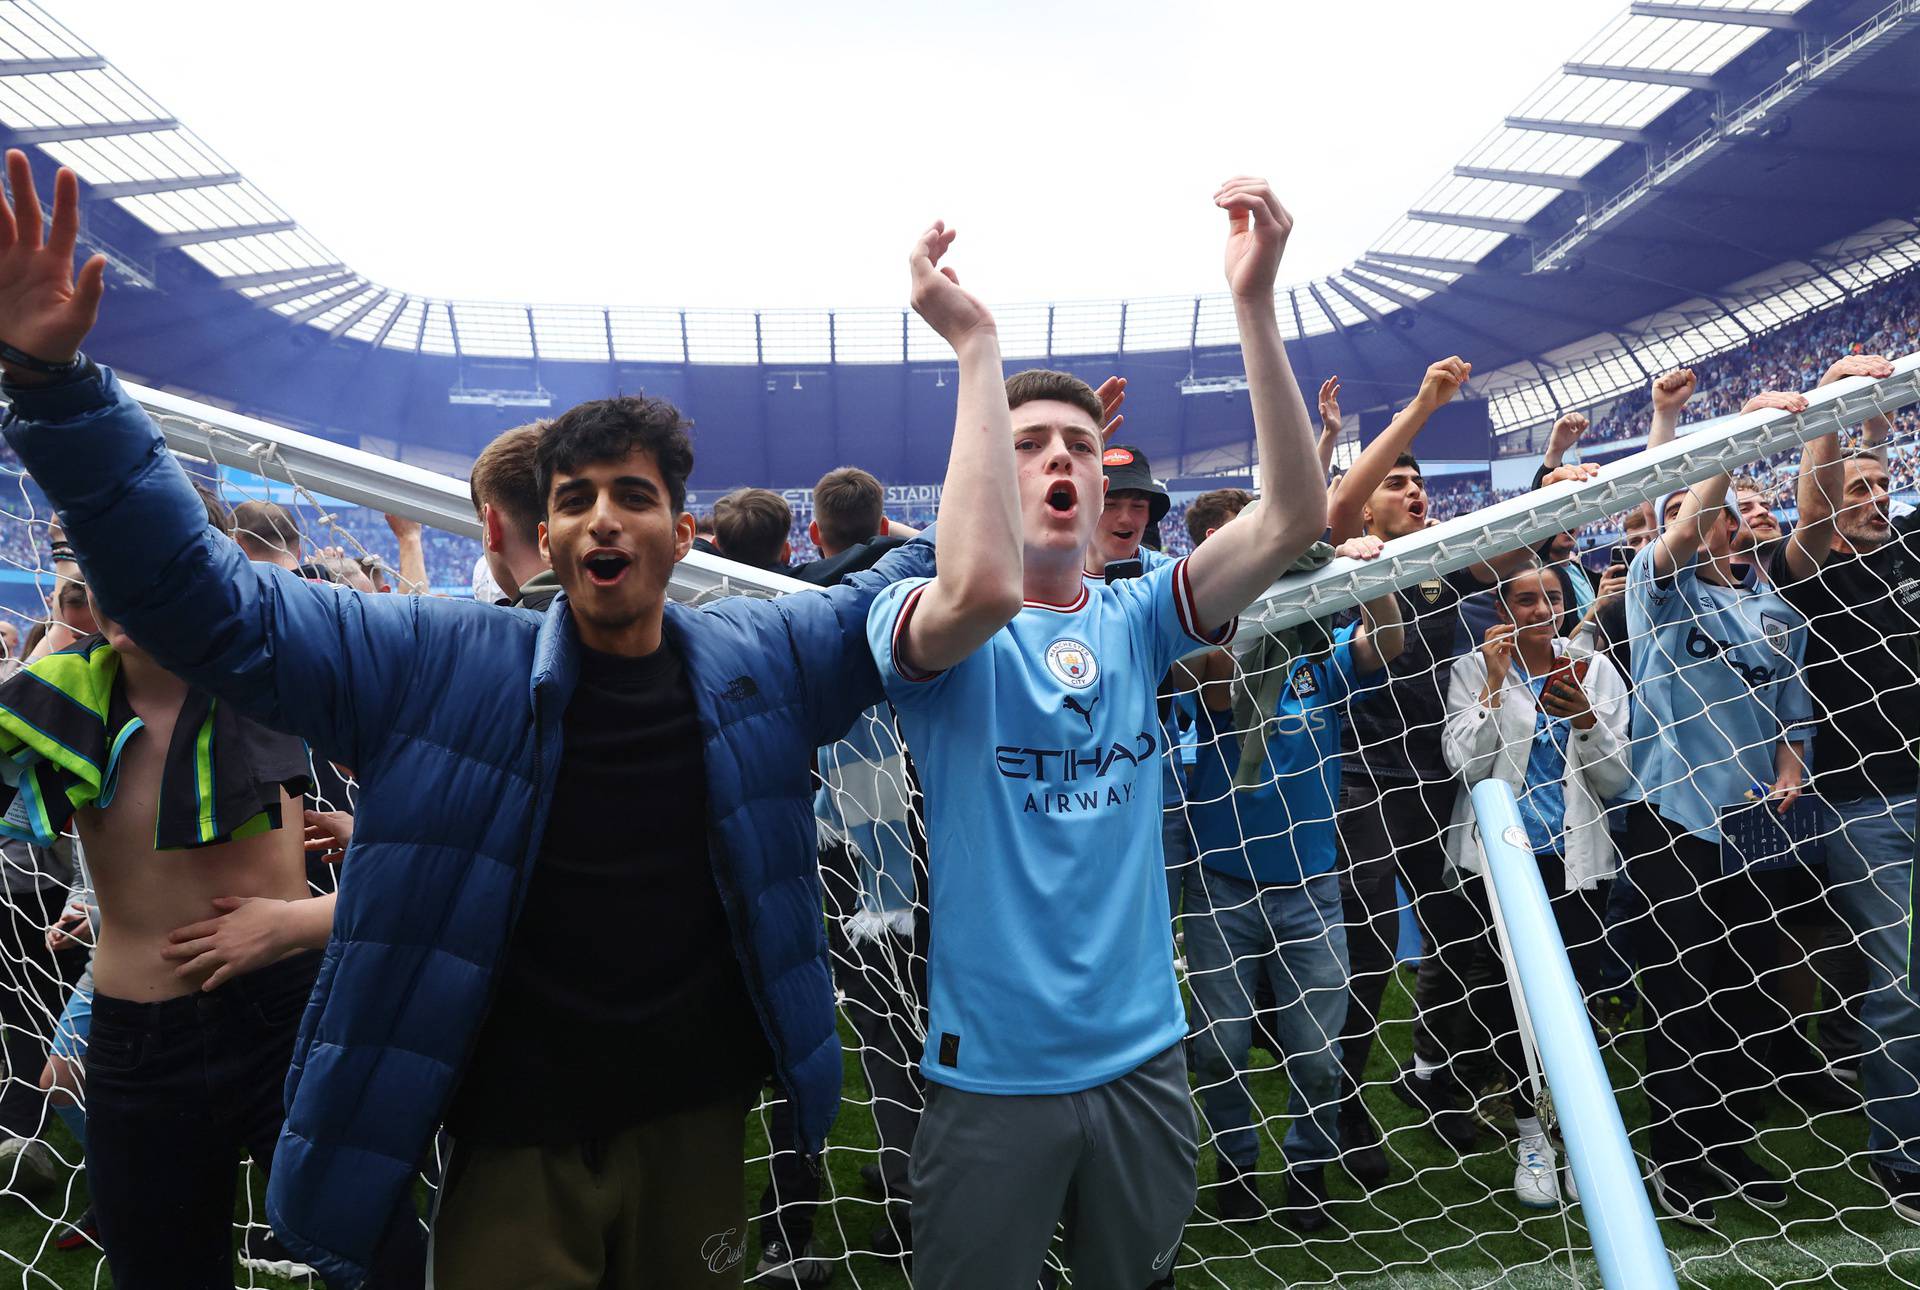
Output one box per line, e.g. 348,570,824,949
720,676,759,702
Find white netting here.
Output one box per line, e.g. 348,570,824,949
0,283,1913,1290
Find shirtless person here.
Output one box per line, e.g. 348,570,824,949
0,544,408,1287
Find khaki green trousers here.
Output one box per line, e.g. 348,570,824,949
428,1098,752,1290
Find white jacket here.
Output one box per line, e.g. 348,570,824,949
1441,636,1632,891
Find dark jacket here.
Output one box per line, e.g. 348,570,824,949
512,567,562,612
791,534,910,587
2,364,936,1287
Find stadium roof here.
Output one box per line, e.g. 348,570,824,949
0,0,1913,481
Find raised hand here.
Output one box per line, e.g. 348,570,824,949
909,221,994,348
0,151,106,375
1743,390,1810,416
1093,375,1127,442
1414,356,1470,412
1216,177,1291,301
1592,566,1628,611
384,512,423,542
1480,623,1516,692
1317,376,1342,430
1547,412,1589,458
1820,353,1896,387
1651,368,1696,412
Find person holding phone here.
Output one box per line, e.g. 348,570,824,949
1438,560,1631,1207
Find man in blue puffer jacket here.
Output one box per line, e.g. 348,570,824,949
0,153,936,1289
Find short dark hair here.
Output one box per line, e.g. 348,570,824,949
231,500,301,558
536,396,694,517
813,466,885,553
712,488,792,568
1187,488,1253,547
1005,369,1104,430
471,423,547,543
1393,451,1421,474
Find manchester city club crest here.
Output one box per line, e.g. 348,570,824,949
1045,638,1100,689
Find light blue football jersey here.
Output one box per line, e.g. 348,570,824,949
1625,543,1811,841
1187,625,1365,884
869,557,1232,1094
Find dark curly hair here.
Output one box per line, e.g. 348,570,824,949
536,396,695,516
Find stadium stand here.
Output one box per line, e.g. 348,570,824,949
0,1,1916,1289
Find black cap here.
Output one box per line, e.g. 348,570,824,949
1101,445,1171,524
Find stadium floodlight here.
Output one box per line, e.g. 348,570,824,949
1178,374,1250,396
446,385,553,409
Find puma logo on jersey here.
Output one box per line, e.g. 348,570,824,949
1062,694,1100,732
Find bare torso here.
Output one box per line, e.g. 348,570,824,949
76,675,308,1002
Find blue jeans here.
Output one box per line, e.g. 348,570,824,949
1824,794,1920,1174
1186,867,1349,1172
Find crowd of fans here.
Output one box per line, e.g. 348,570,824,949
1565,271,1920,448
0,151,1916,1290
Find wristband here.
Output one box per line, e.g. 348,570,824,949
0,340,81,376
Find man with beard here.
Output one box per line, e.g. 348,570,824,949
1771,353,1920,1220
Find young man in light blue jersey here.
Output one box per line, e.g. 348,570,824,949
868,179,1327,1289
1179,487,1403,1232
1624,387,1838,1228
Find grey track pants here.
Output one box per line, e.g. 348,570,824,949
908,1042,1197,1289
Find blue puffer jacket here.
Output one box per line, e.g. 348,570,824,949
3,366,937,1288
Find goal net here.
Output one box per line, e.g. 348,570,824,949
0,340,1914,1290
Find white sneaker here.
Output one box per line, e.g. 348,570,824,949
1563,1159,1581,1205
1514,1133,1561,1209
0,1136,58,1199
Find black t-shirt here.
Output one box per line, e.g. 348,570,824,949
1345,566,1492,780
1777,514,1920,804
448,639,770,1145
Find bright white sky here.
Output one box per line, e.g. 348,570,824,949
60,0,1621,310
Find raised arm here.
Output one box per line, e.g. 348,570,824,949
1646,367,1694,451
0,151,417,767
1785,355,1896,581
384,512,429,593
1652,390,1809,579
1315,376,1342,479
1540,412,1588,474
1184,179,1327,628
1326,357,1468,542
891,222,1022,675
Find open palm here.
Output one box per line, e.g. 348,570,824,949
909,221,995,347
0,150,106,368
